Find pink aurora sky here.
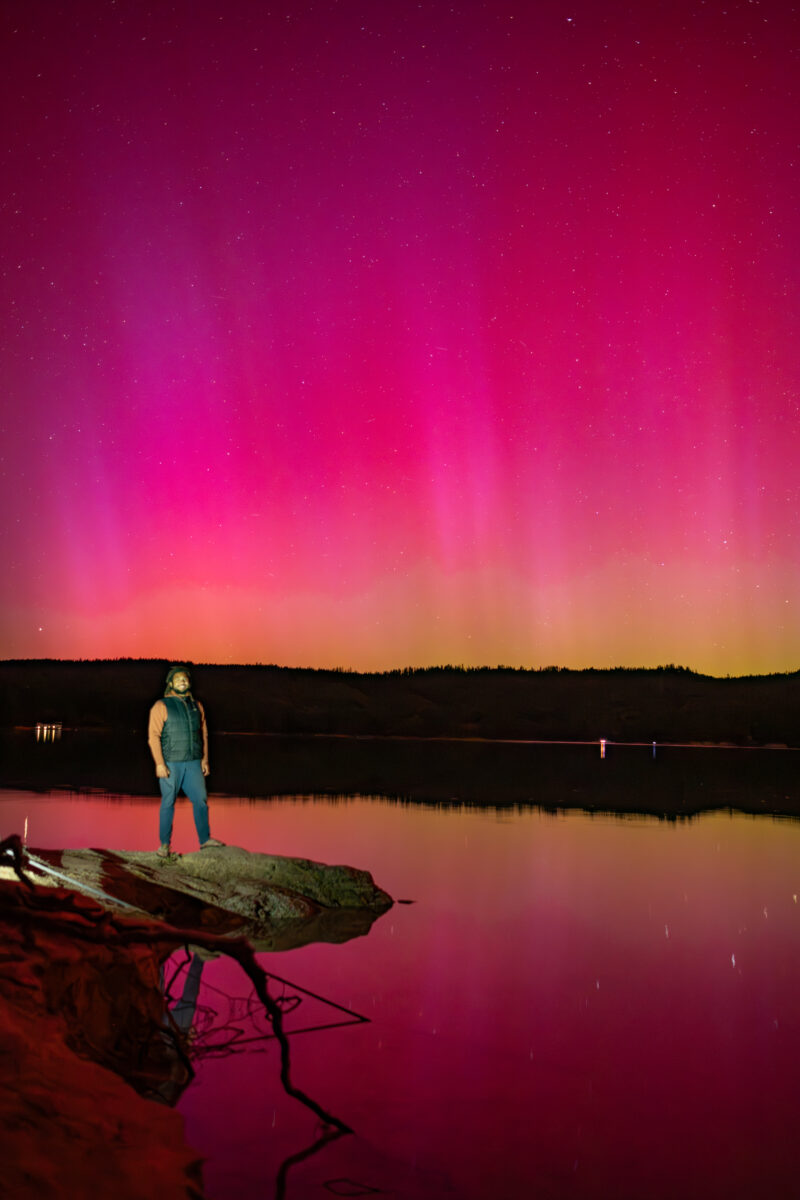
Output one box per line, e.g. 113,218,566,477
1,0,797,673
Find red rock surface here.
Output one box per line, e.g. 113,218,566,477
0,880,204,1199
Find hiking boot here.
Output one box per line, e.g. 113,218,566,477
200,837,225,849
156,843,173,858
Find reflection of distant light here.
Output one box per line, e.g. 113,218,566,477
731,954,736,967
34,722,62,741
600,738,606,759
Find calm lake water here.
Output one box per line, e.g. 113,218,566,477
2,785,800,1199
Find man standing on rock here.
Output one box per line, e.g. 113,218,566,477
148,665,224,857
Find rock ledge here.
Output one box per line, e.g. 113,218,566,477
22,843,393,950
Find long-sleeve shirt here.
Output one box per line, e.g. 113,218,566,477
147,698,209,769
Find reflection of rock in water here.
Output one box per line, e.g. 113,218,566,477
163,945,369,1070
0,834,392,1199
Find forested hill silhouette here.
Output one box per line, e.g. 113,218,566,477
1,660,799,746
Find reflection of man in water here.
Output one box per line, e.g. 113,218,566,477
148,665,224,857
156,950,206,1106
169,952,205,1035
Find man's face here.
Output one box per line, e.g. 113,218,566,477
171,672,191,693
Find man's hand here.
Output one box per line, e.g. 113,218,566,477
201,760,210,777
156,764,170,779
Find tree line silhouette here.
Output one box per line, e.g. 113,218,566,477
1,659,799,745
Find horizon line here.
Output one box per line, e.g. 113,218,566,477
1,657,798,682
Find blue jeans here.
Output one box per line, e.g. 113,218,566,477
159,760,210,846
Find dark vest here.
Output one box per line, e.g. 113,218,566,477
160,696,203,762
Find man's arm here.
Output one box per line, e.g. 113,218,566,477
147,701,168,774
198,701,210,775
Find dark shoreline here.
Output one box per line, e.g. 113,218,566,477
2,658,800,746
4,660,799,819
